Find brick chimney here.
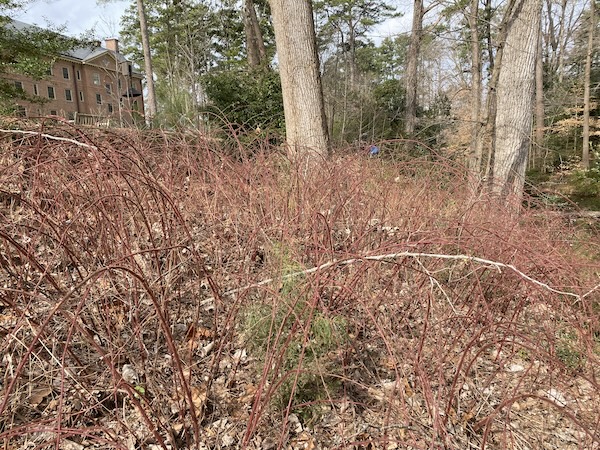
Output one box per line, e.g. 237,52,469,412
105,38,119,53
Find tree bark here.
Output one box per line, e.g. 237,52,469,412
535,24,545,169
136,0,157,124
556,0,571,83
483,0,515,178
404,0,424,140
468,0,483,176
348,25,357,86
484,0,494,78
243,0,267,67
269,0,330,162
582,0,595,170
491,0,543,204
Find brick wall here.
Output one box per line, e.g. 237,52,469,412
6,55,145,125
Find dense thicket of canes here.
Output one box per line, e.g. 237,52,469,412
0,123,598,449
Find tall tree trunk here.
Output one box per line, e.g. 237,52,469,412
484,0,494,78
243,0,267,67
535,25,545,169
348,28,357,86
136,0,157,124
582,0,595,170
491,0,543,204
404,0,424,140
556,0,570,83
483,0,515,178
544,0,558,69
468,0,483,176
269,0,330,162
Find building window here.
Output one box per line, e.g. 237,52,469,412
79,91,84,102
107,103,113,113
65,89,72,101
46,66,53,76
118,79,122,89
93,73,101,85
15,105,26,117
76,70,81,80
96,93,102,104
50,110,57,116
47,86,55,99
13,81,23,91
33,84,39,96
105,83,112,93
62,67,69,79
67,112,75,121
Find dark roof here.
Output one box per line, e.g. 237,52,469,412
5,19,141,75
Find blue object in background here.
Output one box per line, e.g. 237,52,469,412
369,144,380,156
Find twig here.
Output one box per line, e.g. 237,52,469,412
204,252,598,304
415,257,459,315
0,129,97,149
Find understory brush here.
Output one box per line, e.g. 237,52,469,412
0,123,599,449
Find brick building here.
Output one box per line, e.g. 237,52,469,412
3,20,145,126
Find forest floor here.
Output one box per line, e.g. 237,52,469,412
1,123,599,450
528,164,600,212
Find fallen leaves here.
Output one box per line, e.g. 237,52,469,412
27,385,53,407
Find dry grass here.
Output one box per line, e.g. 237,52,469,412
0,122,599,449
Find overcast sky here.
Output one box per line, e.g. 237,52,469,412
14,0,413,43
14,0,130,39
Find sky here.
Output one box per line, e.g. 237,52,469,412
14,0,131,39
14,0,414,43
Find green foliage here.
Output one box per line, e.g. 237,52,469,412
314,0,407,144
321,35,410,143
439,0,493,76
118,0,277,127
202,67,283,130
417,93,452,150
120,0,213,70
543,1,599,164
119,0,215,126
314,0,398,54
571,166,600,198
373,79,405,119
211,0,275,70
241,248,348,424
556,329,585,371
356,35,409,78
